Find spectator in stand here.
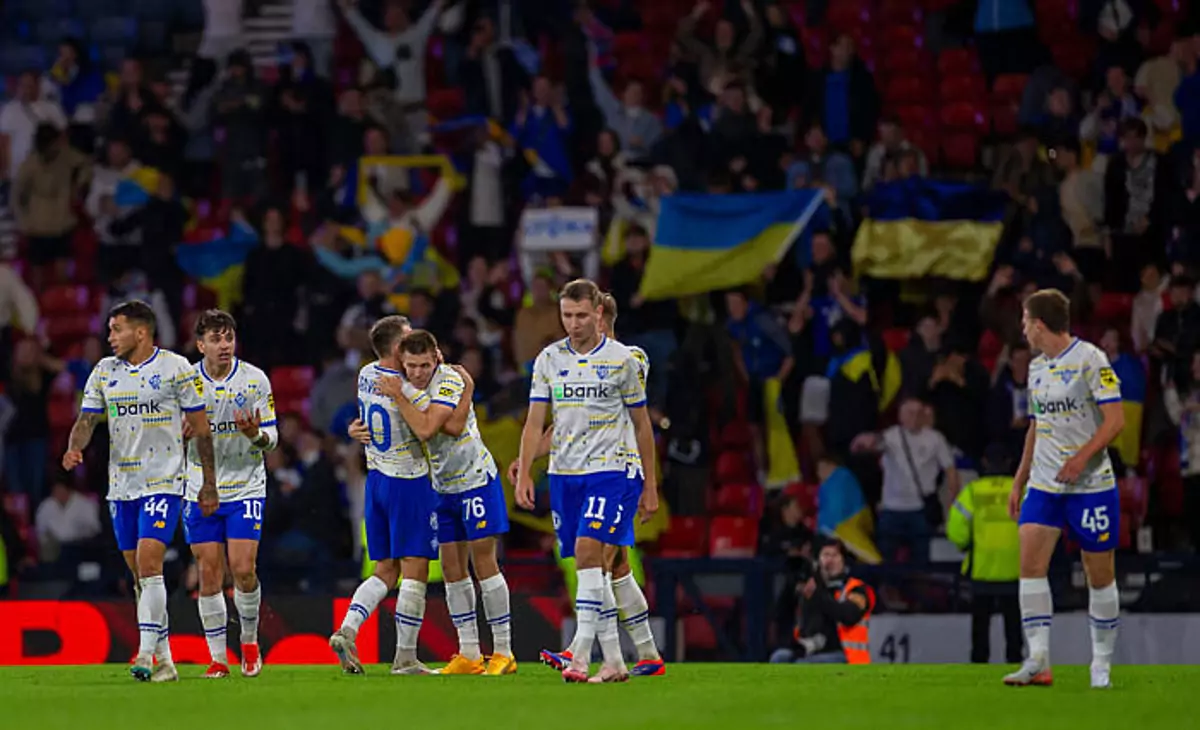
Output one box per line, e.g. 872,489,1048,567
460,16,527,124
87,137,144,283
65,335,103,394
756,3,805,128
5,338,64,506
179,57,221,199
213,51,268,200
900,314,943,400
13,124,92,288
803,34,879,159
973,0,1040,83
1034,86,1081,144
863,117,929,191
797,124,858,215
199,0,245,64
241,206,310,369
310,349,358,435
1086,0,1157,78
789,232,867,370
330,88,373,169
274,43,335,194
136,106,187,182
459,345,499,403
293,0,338,75
1053,137,1106,282
104,59,152,143
512,76,573,200
586,44,662,162
1175,37,1200,146
1081,66,1143,158
987,341,1032,464
1163,350,1200,549
676,0,763,99
926,340,989,464
726,287,794,482
461,125,509,264
102,269,177,349
1131,262,1167,353
512,271,564,369
1104,118,1175,290
133,173,188,323
1166,149,1200,266
1151,273,1200,384
336,269,398,366
42,38,105,128
608,225,678,411
35,475,102,563
340,0,446,145
993,127,1056,242
0,256,38,379
761,490,814,561
853,396,960,565
0,71,68,182
1136,38,1190,147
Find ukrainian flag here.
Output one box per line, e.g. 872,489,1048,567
817,467,881,564
852,179,1007,282
1110,352,1147,467
639,189,824,300
175,221,258,311
113,167,162,207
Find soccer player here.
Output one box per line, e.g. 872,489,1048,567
379,329,516,675
515,279,659,683
330,315,440,675
62,300,217,682
1004,289,1124,689
516,293,665,676
181,310,276,679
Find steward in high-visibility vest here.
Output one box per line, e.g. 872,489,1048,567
946,445,1022,664
770,537,874,664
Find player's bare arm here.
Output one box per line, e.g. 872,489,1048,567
1009,422,1037,519
507,423,554,485
62,411,102,470
442,371,474,437
348,418,371,444
1055,401,1125,484
629,405,659,521
516,400,549,510
187,410,219,516
380,375,454,441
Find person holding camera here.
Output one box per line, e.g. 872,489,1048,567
769,537,875,664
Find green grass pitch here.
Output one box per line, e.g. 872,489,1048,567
1,664,1195,729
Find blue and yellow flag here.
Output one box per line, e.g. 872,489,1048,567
175,222,258,311
639,189,824,300
852,179,1006,282
1111,352,1147,467
817,467,881,564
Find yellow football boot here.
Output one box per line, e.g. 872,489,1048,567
484,654,518,676
438,654,485,675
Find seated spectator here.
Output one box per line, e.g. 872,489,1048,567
852,396,960,565
770,538,873,664
35,476,102,563
802,33,878,158
676,0,763,99
863,117,928,191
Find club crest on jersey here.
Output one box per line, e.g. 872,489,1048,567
1054,367,1077,386
235,392,248,408
592,362,618,380
108,379,118,388
558,370,569,377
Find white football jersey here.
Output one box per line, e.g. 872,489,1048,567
185,358,277,502
81,348,205,501
1028,338,1122,494
358,361,430,479
530,336,647,476
617,344,649,478
400,365,498,494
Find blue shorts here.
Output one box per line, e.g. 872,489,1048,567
1019,487,1121,552
365,471,439,561
436,473,509,545
109,495,183,552
182,498,265,545
549,471,641,559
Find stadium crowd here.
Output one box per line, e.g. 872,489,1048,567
0,0,1199,614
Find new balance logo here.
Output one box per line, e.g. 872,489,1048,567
108,401,163,418
553,384,611,399
1033,397,1079,415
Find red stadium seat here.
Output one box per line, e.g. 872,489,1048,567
48,393,77,430
271,366,315,398
880,0,923,26
1036,0,1079,25
39,285,93,316
1119,476,1148,521
941,132,979,169
940,74,987,104
991,101,1019,137
709,516,759,557
885,75,935,105
937,48,979,76
717,421,753,450
426,88,464,122
658,516,709,558
826,1,872,33
894,104,937,133
1095,292,1134,323
42,314,98,345
712,483,762,518
882,327,910,353
880,48,933,79
940,101,988,133
880,25,923,52
681,614,718,651
714,450,754,485
992,73,1030,103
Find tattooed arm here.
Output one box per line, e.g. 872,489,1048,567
184,409,218,516
62,411,102,470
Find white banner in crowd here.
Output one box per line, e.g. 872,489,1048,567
869,614,1200,665
519,207,599,252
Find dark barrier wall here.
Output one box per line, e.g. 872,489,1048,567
0,596,563,665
